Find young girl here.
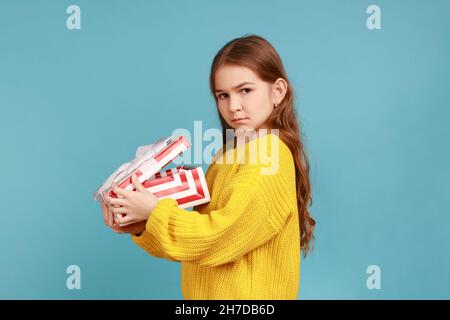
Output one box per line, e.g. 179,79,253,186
101,34,315,300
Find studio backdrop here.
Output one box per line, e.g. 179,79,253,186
0,0,449,299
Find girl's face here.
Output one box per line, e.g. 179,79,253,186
214,65,286,132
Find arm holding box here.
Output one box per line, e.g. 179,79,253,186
131,162,294,268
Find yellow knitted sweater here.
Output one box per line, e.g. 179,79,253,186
131,133,300,299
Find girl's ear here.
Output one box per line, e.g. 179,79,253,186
271,78,288,105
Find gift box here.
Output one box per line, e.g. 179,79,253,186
93,136,211,226
140,165,210,209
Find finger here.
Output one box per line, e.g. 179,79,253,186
112,187,129,198
106,208,114,227
112,206,128,215
101,202,109,225
102,203,114,227
114,214,138,226
131,175,146,192
108,196,127,206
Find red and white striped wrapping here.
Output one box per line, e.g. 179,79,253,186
93,135,211,227
142,166,210,209
109,166,211,226
111,165,211,225
94,136,191,203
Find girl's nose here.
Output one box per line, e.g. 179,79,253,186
230,104,243,113
229,96,243,112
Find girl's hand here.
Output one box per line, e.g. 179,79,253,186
111,220,146,235
108,175,159,226
101,198,114,227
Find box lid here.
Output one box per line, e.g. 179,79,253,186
94,135,191,202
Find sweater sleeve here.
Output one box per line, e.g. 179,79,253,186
131,168,293,268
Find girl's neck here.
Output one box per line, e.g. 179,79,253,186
230,128,271,149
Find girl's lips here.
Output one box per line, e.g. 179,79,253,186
232,117,249,123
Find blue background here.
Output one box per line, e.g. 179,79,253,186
1,0,449,299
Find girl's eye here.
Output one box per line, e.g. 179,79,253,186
217,93,228,99
241,88,251,94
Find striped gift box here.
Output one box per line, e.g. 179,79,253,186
94,136,191,203
112,165,211,225
142,166,211,209
93,135,211,226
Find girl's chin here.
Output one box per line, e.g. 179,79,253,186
234,126,258,135
228,122,257,133
231,123,249,129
